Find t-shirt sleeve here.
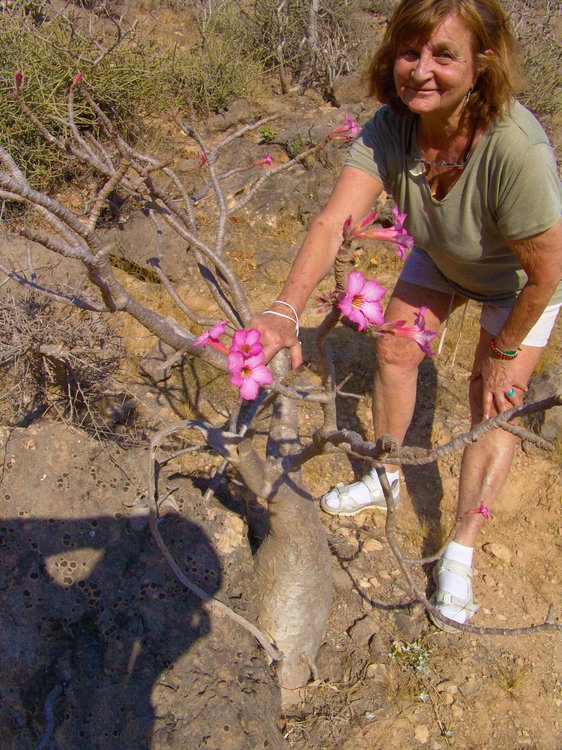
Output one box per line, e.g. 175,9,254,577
345,112,390,190
495,143,561,240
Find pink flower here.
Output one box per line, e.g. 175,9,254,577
338,271,386,331
228,351,273,400
386,306,438,356
253,150,273,167
199,149,208,168
193,319,229,354
328,113,360,141
469,500,490,520
230,328,263,358
344,209,414,260
14,71,23,93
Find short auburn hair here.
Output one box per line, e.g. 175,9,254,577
367,0,523,126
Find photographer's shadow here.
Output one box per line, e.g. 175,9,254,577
0,512,219,748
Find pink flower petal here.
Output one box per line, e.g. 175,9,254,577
346,270,367,296
228,350,244,373
250,364,274,386
354,210,378,234
239,378,260,400
361,300,385,327
230,371,243,387
361,279,387,302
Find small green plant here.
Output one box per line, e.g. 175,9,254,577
285,137,305,159
390,639,433,675
258,125,277,144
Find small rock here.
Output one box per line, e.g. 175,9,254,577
365,662,385,678
371,514,386,529
436,680,458,695
128,504,149,532
458,678,480,698
393,611,425,642
315,642,344,683
347,614,378,644
368,633,389,663
414,724,430,744
363,538,384,553
482,542,512,563
332,566,352,591
441,693,454,705
368,576,381,589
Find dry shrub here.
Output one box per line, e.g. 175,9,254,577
0,291,128,433
505,0,562,117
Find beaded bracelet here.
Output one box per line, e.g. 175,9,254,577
489,337,518,360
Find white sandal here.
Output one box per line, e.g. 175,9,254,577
429,558,479,633
320,474,400,517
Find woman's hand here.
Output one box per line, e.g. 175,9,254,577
250,311,303,369
472,352,528,420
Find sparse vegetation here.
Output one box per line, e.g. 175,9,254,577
0,291,125,431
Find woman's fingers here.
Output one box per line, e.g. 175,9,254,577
289,341,303,369
250,314,300,368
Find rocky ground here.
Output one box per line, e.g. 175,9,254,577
1,7,561,748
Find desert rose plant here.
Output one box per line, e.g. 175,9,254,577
1,75,560,702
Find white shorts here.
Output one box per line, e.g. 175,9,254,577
400,247,561,347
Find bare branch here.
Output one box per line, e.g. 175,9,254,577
376,468,562,635
147,422,281,661
0,259,106,311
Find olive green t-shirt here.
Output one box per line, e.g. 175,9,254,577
346,100,562,306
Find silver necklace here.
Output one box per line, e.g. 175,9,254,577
407,118,477,168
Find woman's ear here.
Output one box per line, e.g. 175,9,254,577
478,48,495,70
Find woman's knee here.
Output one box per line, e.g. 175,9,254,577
375,334,425,371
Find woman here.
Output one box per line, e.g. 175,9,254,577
252,0,562,630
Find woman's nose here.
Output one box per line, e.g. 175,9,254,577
410,51,433,80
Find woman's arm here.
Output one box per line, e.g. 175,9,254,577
252,166,385,366
494,220,562,352
479,220,562,418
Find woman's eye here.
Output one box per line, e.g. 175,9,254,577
400,49,419,60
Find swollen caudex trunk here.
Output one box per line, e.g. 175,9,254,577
254,474,332,691
250,353,333,692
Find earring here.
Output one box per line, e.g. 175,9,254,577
466,87,473,102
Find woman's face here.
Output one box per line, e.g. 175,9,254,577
393,14,478,124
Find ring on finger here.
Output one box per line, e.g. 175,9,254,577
506,388,515,397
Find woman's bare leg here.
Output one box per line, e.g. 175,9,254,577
454,331,544,543
432,328,545,627
321,281,466,514
373,281,466,468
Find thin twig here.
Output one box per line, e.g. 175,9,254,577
147,422,281,661
376,467,562,634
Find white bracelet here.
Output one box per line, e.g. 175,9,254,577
273,299,299,325
264,309,300,338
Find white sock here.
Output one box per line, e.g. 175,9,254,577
437,541,474,623
323,468,400,510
